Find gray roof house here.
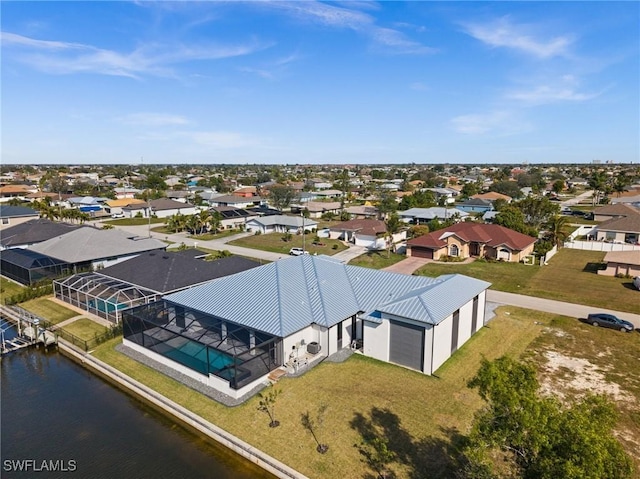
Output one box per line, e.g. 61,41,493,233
0,205,39,231
54,250,260,324
245,215,318,234
122,255,490,401
398,207,469,224
29,227,167,271
0,218,81,250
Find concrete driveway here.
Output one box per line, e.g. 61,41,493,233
382,257,430,274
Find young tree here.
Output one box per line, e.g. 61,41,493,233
257,387,282,428
384,213,402,258
301,404,329,454
461,356,633,479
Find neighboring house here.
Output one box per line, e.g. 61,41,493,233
457,198,494,214
245,215,318,234
298,192,319,203
104,198,146,216
113,187,142,199
425,188,458,204
232,186,258,198
398,207,469,224
594,214,640,244
165,191,193,203
122,255,490,400
592,203,640,222
0,185,37,201
328,219,406,250
210,206,257,230
0,206,39,231
29,227,166,271
209,195,264,209
314,189,343,199
406,223,537,262
598,250,640,277
344,204,379,219
482,211,499,223
149,198,198,219
0,218,81,250
54,250,260,324
471,192,512,203
303,201,342,219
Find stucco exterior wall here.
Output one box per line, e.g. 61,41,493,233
432,314,453,372
362,320,389,363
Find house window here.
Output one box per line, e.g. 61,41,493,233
605,231,616,241
1,218,9,225
449,244,459,256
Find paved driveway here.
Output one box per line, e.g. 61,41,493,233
382,257,430,274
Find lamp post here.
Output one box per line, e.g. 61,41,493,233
301,212,306,253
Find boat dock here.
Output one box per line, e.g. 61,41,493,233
0,305,57,356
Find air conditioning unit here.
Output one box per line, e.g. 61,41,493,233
307,342,321,355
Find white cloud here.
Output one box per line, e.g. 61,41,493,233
120,113,191,126
450,110,530,136
506,85,602,105
262,1,435,55
1,32,270,79
462,16,573,59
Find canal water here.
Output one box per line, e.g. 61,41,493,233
1,334,275,479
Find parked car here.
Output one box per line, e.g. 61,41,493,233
586,313,634,332
633,276,640,291
289,247,309,256
111,212,125,218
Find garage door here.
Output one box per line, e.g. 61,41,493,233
389,321,424,371
411,247,433,259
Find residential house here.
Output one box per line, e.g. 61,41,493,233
314,189,343,199
104,198,146,217
425,187,458,204
123,198,198,219
210,206,257,230
406,223,537,262
122,255,490,400
245,215,318,235
344,204,379,219
471,192,512,203
398,207,469,224
592,204,640,222
302,201,341,219
0,218,81,250
209,195,264,209
598,251,640,277
114,187,142,199
457,198,494,214
0,205,39,231
54,250,260,324
594,214,640,244
0,185,37,202
328,219,406,250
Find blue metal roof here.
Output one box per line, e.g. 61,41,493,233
164,255,490,337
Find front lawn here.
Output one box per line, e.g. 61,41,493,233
104,217,165,226
189,229,245,241
20,297,78,325
227,233,348,256
60,318,108,340
415,248,640,314
90,307,562,479
348,251,406,269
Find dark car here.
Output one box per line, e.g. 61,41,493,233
586,313,634,332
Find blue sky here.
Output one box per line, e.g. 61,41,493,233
2,1,638,165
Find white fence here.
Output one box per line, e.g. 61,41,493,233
564,241,640,252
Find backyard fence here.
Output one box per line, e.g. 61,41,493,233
564,241,640,252
54,323,123,352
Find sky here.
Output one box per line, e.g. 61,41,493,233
2,1,639,165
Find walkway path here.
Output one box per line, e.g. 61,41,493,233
382,256,474,274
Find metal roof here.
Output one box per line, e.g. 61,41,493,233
247,215,318,228
164,255,490,337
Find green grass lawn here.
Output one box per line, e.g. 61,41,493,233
20,297,78,325
348,251,406,269
189,229,245,241
0,277,26,303
60,318,108,340
227,233,348,256
415,248,640,314
104,217,165,226
91,307,592,479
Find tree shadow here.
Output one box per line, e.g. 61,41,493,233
350,407,468,479
582,262,606,273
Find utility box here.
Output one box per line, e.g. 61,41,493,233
307,342,321,354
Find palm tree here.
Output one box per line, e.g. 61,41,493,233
546,214,570,248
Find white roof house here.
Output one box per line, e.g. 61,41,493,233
245,215,318,234
398,207,469,223
121,255,490,401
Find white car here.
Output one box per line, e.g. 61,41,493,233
289,247,309,256
111,212,125,218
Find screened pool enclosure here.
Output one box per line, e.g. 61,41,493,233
122,300,282,390
54,273,160,324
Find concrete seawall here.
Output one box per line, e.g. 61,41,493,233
57,339,309,479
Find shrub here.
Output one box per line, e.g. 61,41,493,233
332,244,339,250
